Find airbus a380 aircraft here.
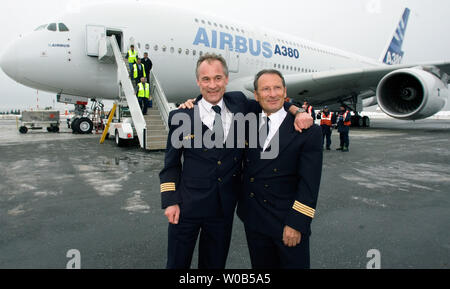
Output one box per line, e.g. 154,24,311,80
1,2,449,131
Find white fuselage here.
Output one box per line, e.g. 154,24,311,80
1,2,383,103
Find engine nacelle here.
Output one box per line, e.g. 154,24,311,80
376,68,448,120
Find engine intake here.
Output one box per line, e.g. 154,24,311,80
376,68,447,120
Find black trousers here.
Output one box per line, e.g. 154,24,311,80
321,125,332,149
339,131,349,148
244,225,310,269
167,215,234,269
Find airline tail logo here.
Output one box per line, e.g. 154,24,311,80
382,8,410,65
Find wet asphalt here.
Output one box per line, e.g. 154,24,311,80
0,118,449,269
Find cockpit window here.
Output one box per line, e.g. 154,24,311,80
34,24,47,31
47,23,57,31
58,23,69,32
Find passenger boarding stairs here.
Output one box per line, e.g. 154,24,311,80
98,35,175,150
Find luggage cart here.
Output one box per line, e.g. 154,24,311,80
18,111,60,134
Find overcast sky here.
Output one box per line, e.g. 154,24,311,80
0,0,449,111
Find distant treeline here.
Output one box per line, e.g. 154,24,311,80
0,107,56,115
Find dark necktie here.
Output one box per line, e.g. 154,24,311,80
260,116,270,149
212,105,224,143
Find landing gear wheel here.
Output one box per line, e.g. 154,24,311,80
77,117,93,134
19,126,28,134
71,118,80,133
362,116,370,128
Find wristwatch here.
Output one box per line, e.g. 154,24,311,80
295,107,306,115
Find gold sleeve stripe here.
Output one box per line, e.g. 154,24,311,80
292,201,315,218
160,183,176,192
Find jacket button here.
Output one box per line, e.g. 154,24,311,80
273,168,278,172
263,199,267,203
217,161,222,165
203,149,208,152
218,177,222,182
250,177,254,183
264,184,269,188
250,192,255,198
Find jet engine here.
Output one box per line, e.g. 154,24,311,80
376,67,448,120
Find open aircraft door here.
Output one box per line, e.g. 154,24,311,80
86,25,106,56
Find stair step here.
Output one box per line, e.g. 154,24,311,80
147,141,167,150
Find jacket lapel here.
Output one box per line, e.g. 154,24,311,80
248,113,297,175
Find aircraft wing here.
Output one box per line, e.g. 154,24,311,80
242,61,450,106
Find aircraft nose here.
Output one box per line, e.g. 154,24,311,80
0,43,18,79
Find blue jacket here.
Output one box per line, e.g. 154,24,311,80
237,114,323,238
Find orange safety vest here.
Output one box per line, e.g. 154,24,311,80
342,111,351,126
320,112,333,126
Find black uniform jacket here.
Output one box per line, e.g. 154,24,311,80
237,113,323,239
159,91,259,218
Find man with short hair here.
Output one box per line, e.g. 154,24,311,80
317,106,336,150
141,52,153,84
237,69,323,269
126,44,138,74
159,53,313,269
132,58,146,87
136,77,150,115
336,105,351,152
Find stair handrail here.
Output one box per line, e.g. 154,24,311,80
150,71,175,131
108,35,147,148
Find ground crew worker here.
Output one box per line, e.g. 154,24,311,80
141,52,153,84
317,106,336,150
126,45,138,74
302,101,316,120
136,77,150,115
133,58,146,87
336,105,351,152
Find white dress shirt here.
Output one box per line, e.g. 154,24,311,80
198,98,232,141
259,107,287,151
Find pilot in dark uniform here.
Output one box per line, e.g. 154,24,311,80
237,69,323,269
159,54,311,269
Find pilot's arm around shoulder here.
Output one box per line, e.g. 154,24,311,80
284,125,323,236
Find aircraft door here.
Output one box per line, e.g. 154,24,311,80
86,25,106,56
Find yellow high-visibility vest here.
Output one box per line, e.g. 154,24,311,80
128,49,137,63
137,83,150,99
133,63,147,79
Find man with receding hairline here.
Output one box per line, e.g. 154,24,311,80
237,69,323,269
159,54,313,269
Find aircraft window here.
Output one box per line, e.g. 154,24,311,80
225,25,229,30
193,50,196,56
178,48,182,54
35,24,47,31
145,44,150,50
208,21,212,25
47,23,57,31
241,29,245,34
199,51,203,56
58,23,69,32
219,24,223,28
195,18,199,23
274,63,276,68
201,20,205,24
154,45,158,51
138,43,141,49
162,45,167,52
170,47,174,53
231,27,234,31
277,64,280,69
214,23,217,27
185,49,189,55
